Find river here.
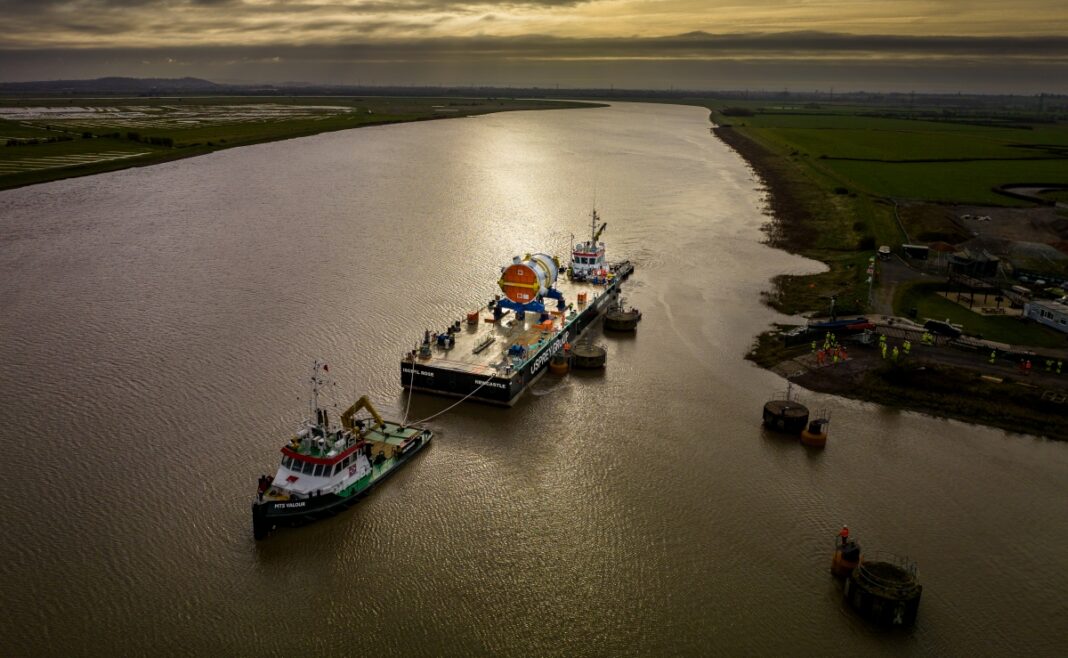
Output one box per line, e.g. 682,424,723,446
1,102,1065,656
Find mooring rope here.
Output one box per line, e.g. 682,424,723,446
401,350,417,426
407,368,500,425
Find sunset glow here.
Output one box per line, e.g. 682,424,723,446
2,1,1067,90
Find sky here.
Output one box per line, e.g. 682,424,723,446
1,0,1067,92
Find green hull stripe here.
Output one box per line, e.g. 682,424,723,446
338,458,400,497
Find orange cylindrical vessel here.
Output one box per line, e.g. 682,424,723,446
500,263,539,304
498,253,559,304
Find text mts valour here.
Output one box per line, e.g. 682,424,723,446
401,210,634,405
253,361,432,539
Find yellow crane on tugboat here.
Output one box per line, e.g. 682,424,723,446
341,395,385,431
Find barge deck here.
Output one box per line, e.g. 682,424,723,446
401,260,633,405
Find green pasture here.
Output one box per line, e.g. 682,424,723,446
0,134,152,159
1040,189,1068,204
820,158,1068,205
710,105,1068,205
749,124,1040,160
0,120,56,140
894,281,1067,348
63,112,410,149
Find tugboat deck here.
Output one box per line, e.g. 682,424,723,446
410,276,618,376
365,422,424,446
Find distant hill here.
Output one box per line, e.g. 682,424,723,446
0,77,224,94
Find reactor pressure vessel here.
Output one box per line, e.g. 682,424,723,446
498,253,559,304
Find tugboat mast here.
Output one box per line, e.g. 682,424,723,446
310,360,327,429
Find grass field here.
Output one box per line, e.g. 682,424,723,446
894,281,1067,348
1040,189,1068,204
819,158,1068,205
719,109,1068,205
0,96,597,189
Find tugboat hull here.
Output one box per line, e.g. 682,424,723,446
253,429,431,539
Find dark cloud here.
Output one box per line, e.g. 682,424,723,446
369,31,1068,58
1,32,1066,93
668,31,1068,57
0,0,580,16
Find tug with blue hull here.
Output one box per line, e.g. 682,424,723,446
401,209,634,405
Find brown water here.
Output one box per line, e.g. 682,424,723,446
1,103,1065,656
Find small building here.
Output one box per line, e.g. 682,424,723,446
1024,299,1068,334
950,248,999,278
901,244,930,261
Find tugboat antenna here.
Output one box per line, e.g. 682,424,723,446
311,360,322,427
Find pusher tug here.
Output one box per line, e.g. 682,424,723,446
253,361,432,540
401,208,634,405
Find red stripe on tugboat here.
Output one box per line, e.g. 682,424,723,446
281,441,366,466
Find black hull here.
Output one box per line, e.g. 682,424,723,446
252,433,430,540
401,262,633,405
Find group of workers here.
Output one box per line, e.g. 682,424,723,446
812,333,849,367
1016,358,1063,376
816,345,849,366
988,350,1064,376
809,328,1065,376
878,334,910,362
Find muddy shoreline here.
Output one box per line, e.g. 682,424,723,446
713,125,816,253
776,345,1067,440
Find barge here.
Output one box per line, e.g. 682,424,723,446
253,361,432,539
401,209,634,405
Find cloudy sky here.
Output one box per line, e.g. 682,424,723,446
2,0,1067,92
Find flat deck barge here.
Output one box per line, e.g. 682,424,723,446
402,210,634,405
401,260,633,405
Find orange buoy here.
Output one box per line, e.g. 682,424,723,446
831,528,861,578
800,417,829,447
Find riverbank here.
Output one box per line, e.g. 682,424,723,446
0,96,600,190
754,331,1068,440
712,124,880,317
714,119,1068,439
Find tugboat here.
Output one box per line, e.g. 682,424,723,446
252,361,432,540
567,208,609,281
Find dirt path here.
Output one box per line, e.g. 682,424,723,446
871,255,933,315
